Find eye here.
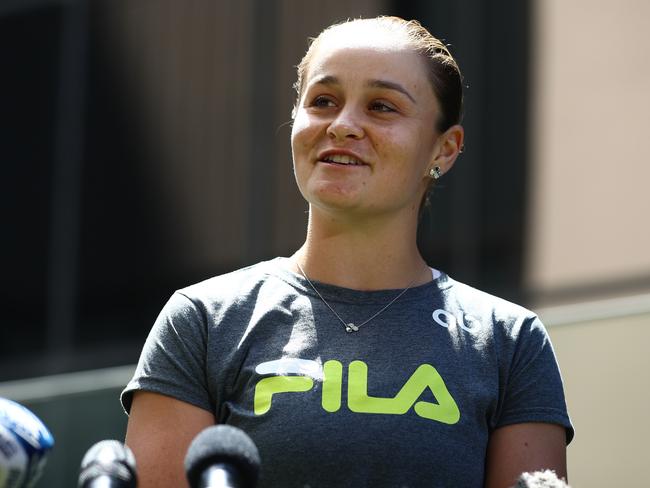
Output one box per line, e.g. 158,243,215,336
369,101,396,113
309,95,336,108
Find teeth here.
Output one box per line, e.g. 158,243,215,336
324,154,362,165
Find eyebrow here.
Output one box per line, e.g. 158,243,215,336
311,75,417,104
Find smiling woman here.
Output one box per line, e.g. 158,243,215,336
292,45,444,220
121,16,573,488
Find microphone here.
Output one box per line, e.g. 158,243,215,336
185,425,261,488
78,440,137,488
0,397,54,488
514,469,570,488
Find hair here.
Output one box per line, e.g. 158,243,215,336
291,16,464,133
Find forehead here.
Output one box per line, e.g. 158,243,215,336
305,37,430,91
319,20,412,51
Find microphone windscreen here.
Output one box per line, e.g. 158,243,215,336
514,469,570,488
78,440,137,488
184,425,260,488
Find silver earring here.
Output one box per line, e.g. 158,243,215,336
430,166,442,180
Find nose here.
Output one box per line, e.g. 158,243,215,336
326,108,364,140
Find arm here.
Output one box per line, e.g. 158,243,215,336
125,391,216,488
484,422,567,488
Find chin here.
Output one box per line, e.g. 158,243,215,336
308,183,363,209
311,197,360,214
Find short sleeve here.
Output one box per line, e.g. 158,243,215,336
120,292,213,415
495,316,574,444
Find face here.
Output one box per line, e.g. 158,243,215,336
291,37,442,222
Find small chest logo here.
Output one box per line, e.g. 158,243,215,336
432,308,481,332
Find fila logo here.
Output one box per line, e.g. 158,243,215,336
253,358,460,424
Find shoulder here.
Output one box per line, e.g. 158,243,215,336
442,276,535,321
172,257,301,314
439,275,546,342
440,278,561,391
178,258,281,296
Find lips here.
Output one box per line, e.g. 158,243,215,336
317,150,368,166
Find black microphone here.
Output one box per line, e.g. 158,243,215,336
78,440,137,488
184,425,261,488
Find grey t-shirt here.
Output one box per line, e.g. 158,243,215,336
122,258,573,487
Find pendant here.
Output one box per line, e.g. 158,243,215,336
345,323,359,333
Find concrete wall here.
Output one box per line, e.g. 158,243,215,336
530,3,650,482
528,0,650,296
540,295,650,486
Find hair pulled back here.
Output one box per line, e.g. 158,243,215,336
292,16,464,133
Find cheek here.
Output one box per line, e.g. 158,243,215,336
375,129,432,190
291,113,319,156
290,115,315,191
375,128,421,172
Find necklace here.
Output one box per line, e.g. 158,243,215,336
295,261,419,333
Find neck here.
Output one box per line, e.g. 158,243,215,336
290,206,431,290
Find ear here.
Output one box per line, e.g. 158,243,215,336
427,125,464,177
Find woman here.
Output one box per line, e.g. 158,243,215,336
122,16,573,487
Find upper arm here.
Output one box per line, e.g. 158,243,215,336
125,391,216,488
484,422,567,488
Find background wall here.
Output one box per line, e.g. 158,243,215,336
528,0,650,301
529,0,650,485
542,298,650,487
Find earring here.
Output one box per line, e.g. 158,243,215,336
429,166,442,180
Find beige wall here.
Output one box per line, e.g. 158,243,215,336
531,2,650,483
529,0,650,295
539,297,650,487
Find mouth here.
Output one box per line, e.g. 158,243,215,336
318,152,367,167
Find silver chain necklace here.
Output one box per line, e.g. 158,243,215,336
295,261,419,333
